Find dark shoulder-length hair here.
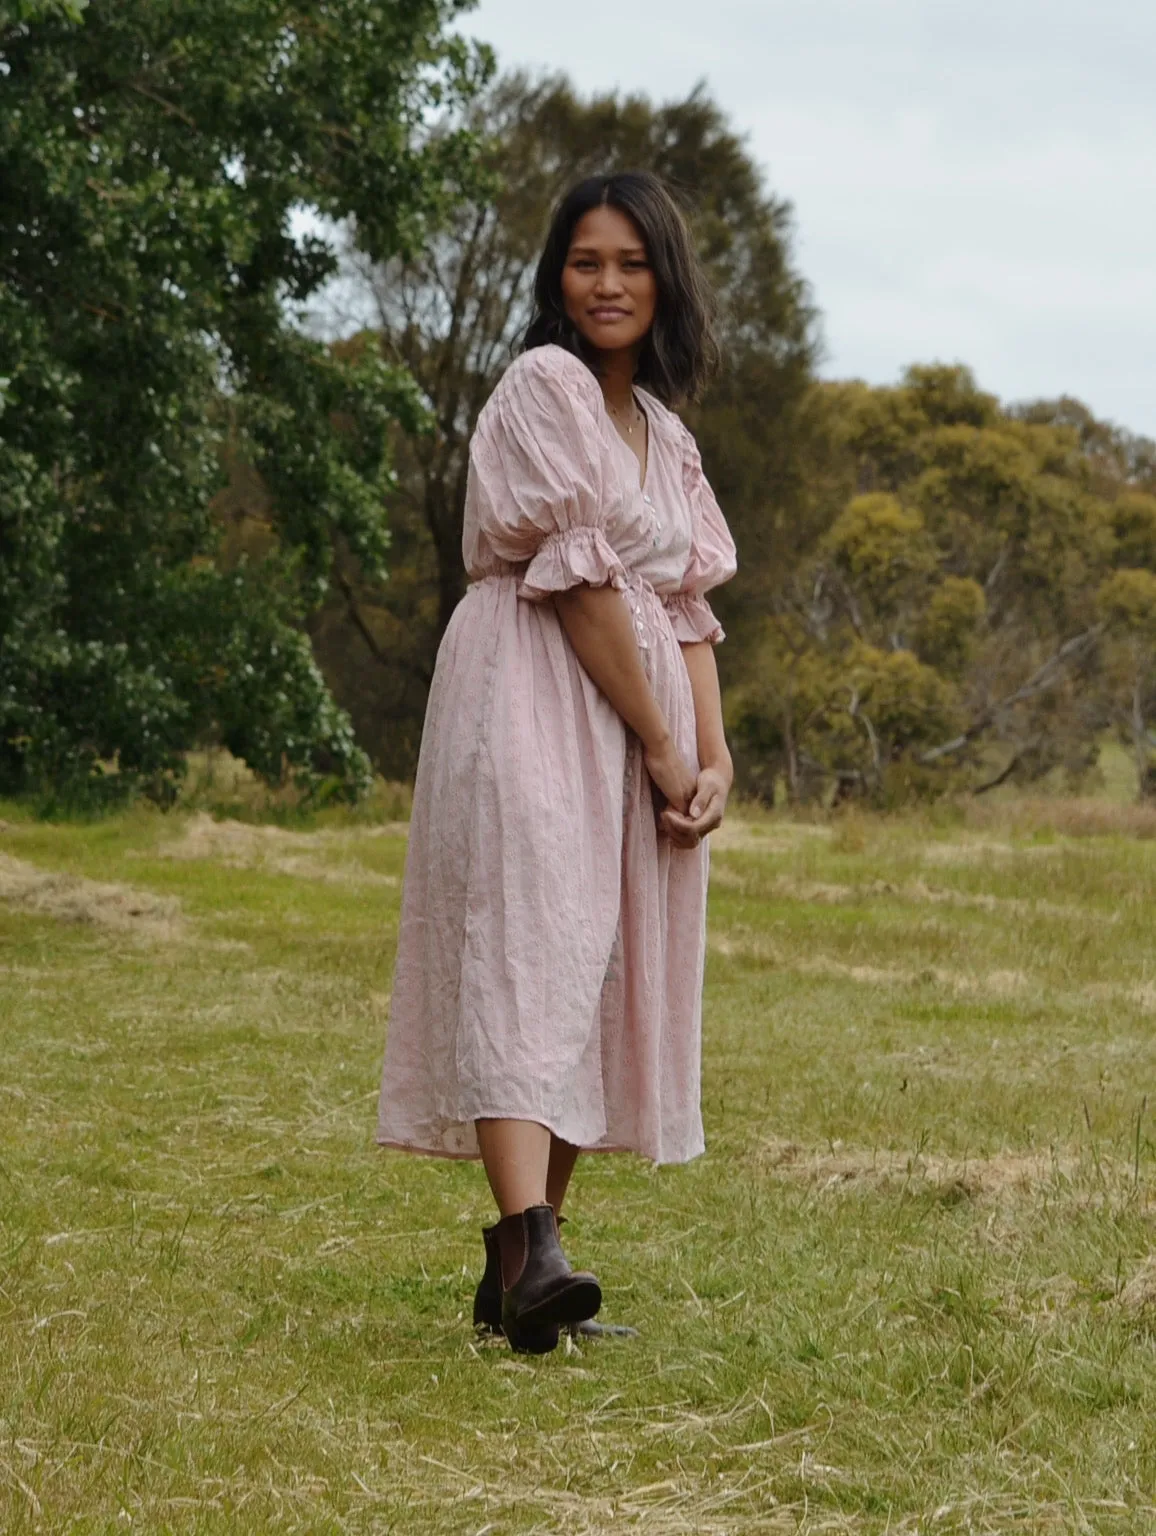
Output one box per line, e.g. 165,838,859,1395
521,171,720,407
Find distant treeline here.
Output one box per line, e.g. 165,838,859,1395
4,6,1155,807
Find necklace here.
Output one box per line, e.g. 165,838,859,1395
606,396,643,436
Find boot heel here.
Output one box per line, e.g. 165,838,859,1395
504,1317,561,1354
473,1223,502,1333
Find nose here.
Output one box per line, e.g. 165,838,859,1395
593,264,625,297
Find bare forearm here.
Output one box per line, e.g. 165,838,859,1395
553,585,671,749
680,640,732,779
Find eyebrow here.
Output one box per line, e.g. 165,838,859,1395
568,245,648,257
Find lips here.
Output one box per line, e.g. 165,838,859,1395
589,307,629,322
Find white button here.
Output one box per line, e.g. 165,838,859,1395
643,494,652,505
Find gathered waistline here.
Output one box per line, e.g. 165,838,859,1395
467,570,678,602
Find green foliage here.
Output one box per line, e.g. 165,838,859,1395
1098,569,1156,639
2,0,88,22
902,362,1001,429
730,366,1156,804
848,644,959,748
822,494,937,617
1112,492,1156,570
1098,569,1156,798
914,576,986,676
0,0,488,804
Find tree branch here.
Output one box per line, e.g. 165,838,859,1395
334,568,434,687
846,686,881,785
972,745,1031,795
983,544,1011,595
126,80,197,128
334,569,389,667
919,623,1105,765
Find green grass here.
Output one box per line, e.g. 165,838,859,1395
3,800,1156,1532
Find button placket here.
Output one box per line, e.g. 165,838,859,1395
625,585,650,652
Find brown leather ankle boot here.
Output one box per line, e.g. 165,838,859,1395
496,1204,601,1345
476,1220,557,1353
475,1218,637,1343
476,1221,559,1346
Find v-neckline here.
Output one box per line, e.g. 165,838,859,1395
606,388,651,493
633,390,652,494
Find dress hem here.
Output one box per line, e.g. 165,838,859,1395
375,1135,705,1167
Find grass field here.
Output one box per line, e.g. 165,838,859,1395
3,796,1156,1533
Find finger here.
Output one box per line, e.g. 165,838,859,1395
659,809,698,849
687,791,722,833
664,827,696,849
689,772,718,820
694,810,723,838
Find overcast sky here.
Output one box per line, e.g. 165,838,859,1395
458,0,1155,438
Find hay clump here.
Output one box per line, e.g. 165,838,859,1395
161,812,396,886
757,1136,1073,1200
0,853,183,939
1118,1257,1156,1312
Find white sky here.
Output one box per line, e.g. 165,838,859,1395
458,0,1156,438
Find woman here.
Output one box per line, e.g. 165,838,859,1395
377,170,737,1354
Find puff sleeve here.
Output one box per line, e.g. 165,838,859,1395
468,347,627,602
662,426,738,644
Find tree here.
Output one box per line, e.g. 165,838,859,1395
728,367,1150,804
1098,569,1156,799
0,0,488,803
306,72,816,778
1014,397,1156,497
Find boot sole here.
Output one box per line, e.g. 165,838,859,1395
513,1276,602,1330
504,1320,561,1355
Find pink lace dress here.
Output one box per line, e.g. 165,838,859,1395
377,344,737,1164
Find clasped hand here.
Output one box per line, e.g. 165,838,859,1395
643,737,730,849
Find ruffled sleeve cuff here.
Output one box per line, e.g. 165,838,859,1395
519,526,628,602
661,591,726,645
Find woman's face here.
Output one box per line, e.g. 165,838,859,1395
561,205,657,357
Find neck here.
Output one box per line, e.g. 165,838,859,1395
593,346,639,412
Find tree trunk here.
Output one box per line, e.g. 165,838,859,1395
1133,655,1155,801
783,700,798,805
